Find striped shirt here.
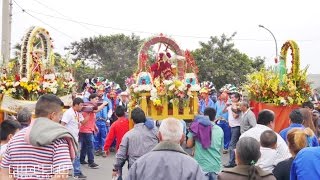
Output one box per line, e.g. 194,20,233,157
0,128,73,179
115,123,158,169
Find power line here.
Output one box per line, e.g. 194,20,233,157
28,0,101,35
13,1,317,42
13,0,75,40
27,9,157,36
16,9,317,42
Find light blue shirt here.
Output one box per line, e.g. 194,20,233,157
214,100,228,120
199,98,215,115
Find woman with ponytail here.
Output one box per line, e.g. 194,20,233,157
273,128,313,180
218,137,276,180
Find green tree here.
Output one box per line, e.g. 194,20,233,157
192,33,265,89
69,34,143,89
251,56,266,71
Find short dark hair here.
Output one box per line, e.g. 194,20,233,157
115,106,125,117
131,107,146,124
290,109,303,124
89,93,98,101
302,101,314,110
17,108,32,126
231,92,241,101
204,107,216,121
35,94,64,118
0,120,21,141
260,130,277,148
73,97,84,106
257,110,275,125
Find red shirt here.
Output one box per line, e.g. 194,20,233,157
104,116,129,151
79,112,96,133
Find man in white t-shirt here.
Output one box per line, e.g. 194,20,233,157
61,97,86,179
223,92,241,167
240,110,291,165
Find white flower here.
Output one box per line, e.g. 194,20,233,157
20,78,28,82
163,80,173,86
145,85,152,91
51,87,57,94
43,82,49,89
280,97,287,105
13,82,20,87
150,88,157,97
133,87,139,93
68,82,75,87
12,88,16,93
190,84,201,91
44,74,56,81
178,84,186,91
169,84,175,91
131,84,138,89
151,87,157,94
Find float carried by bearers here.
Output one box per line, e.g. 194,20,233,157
127,34,201,121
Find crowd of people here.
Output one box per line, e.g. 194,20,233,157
0,86,320,179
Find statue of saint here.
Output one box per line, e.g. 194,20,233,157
150,52,173,81
31,50,43,75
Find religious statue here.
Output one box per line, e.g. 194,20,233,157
150,52,173,81
31,50,43,75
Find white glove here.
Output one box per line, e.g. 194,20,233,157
108,110,113,119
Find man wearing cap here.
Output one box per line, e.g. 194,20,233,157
199,87,215,115
117,91,129,113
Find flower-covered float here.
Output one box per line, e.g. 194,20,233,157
0,27,76,119
244,40,311,132
128,34,201,120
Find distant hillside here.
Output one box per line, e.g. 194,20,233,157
307,74,320,89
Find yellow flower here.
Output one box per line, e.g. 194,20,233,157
174,80,183,87
153,98,162,106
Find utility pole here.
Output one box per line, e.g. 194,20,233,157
1,0,13,66
258,25,278,63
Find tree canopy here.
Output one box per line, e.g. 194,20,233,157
192,33,265,89
69,34,143,89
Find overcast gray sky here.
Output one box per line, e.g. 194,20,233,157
1,0,320,73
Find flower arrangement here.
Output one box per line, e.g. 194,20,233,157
162,79,198,107
244,40,310,106
243,68,311,106
0,58,77,101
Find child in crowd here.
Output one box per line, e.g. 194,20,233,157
256,130,278,172
0,120,21,161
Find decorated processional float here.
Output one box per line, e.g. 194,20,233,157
244,40,311,132
0,26,76,122
127,34,201,121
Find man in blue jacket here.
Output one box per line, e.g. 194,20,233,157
94,87,113,157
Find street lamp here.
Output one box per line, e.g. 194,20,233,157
258,25,278,63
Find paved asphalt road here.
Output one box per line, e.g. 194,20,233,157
73,149,229,180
